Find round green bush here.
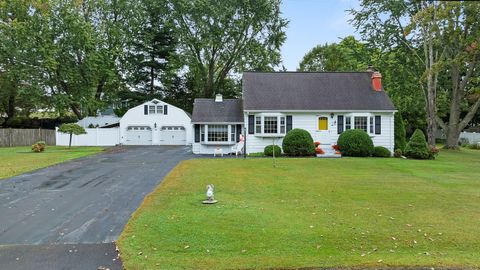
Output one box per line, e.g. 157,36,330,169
404,129,430,159
264,145,282,156
373,146,391,157
337,129,374,157
394,149,403,158
282,128,315,156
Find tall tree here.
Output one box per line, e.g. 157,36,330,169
425,2,480,148
170,0,287,98
0,0,45,123
351,1,480,148
123,0,178,96
298,36,371,71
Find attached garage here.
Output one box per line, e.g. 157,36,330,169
125,126,152,145
119,99,192,146
160,126,186,145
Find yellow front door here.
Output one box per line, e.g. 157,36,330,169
318,117,328,130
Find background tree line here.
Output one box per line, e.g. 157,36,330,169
299,1,480,149
0,0,286,124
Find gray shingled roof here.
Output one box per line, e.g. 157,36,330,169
191,99,244,123
242,72,396,111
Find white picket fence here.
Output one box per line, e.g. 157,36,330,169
56,127,120,146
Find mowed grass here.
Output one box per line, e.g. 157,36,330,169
0,146,105,179
118,149,480,270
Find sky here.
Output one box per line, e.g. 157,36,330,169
280,0,360,71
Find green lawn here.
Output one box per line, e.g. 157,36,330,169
0,146,105,179
118,149,480,270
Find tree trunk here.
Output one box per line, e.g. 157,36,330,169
69,132,72,148
445,127,460,149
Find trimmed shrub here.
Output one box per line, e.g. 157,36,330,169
404,129,431,159
373,146,391,157
264,145,282,157
394,149,403,158
337,129,374,157
282,128,315,156
394,113,407,151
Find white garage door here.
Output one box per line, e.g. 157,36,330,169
160,126,186,145
126,126,152,145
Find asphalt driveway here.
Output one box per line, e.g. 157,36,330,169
0,145,194,269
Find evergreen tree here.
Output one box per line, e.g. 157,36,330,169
404,129,430,159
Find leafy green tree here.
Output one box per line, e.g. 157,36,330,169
394,113,407,151
350,1,480,149
0,1,46,123
58,123,87,148
298,36,371,71
170,0,287,98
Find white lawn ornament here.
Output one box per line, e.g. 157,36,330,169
202,184,218,204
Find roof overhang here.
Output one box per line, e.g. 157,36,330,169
191,122,244,124
244,110,397,113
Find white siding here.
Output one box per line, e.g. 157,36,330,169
244,112,395,154
119,99,192,145
192,143,236,155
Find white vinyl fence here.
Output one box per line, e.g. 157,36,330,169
437,130,480,144
56,127,120,146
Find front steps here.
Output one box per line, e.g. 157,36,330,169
316,144,341,158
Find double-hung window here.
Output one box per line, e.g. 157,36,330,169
200,125,205,142
156,105,163,114
255,116,262,133
280,117,286,134
149,106,156,114
207,125,228,142
263,117,278,134
345,117,352,130
231,125,236,142
354,116,368,132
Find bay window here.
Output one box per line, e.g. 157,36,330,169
207,125,228,142
253,115,285,135
264,117,278,133
280,116,286,134
255,116,262,133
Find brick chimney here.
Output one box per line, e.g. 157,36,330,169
371,71,382,91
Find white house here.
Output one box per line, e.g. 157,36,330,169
119,99,192,145
191,95,244,154
191,71,396,155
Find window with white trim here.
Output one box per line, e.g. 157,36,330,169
231,125,236,142
345,117,351,130
280,116,286,134
264,117,278,134
255,116,261,133
149,106,156,114
354,116,368,132
207,125,228,142
156,105,163,114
